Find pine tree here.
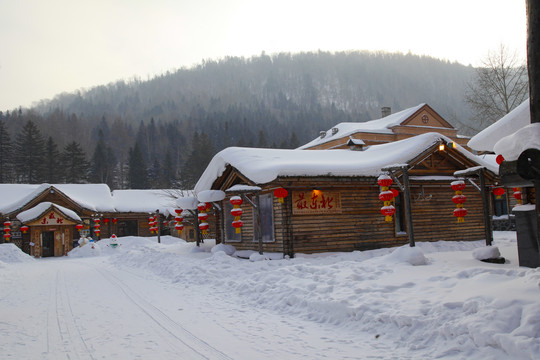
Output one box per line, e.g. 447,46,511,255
128,142,148,189
161,150,176,188
89,130,117,187
14,120,46,183
180,132,215,188
44,137,61,183
61,141,89,183
0,119,13,183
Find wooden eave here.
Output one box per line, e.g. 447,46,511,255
212,165,258,191
21,203,80,225
399,104,455,129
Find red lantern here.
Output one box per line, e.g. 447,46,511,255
274,187,288,203
94,218,101,224
380,205,396,222
175,216,183,223
94,229,101,236
198,203,207,212
377,175,393,188
175,208,183,215
452,194,467,204
230,208,243,217
451,181,466,192
148,216,154,222
230,197,243,206
103,218,110,224
391,188,399,198
379,190,394,202
496,154,505,165
3,221,11,227
3,233,10,240
112,218,118,224
492,187,505,199
76,224,84,231
232,220,243,229
3,227,10,233
199,222,209,234
513,188,522,204
175,224,184,234
94,224,100,229
198,212,209,221
453,208,468,222
20,225,29,233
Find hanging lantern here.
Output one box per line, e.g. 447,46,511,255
390,188,399,198
3,220,11,228
94,218,101,224
198,212,209,222
94,224,100,229
20,225,29,233
274,187,288,203
103,218,110,224
76,224,84,231
513,187,522,204
94,229,101,236
377,175,395,222
112,218,118,224
496,154,505,165
148,216,154,222
175,208,183,215
199,222,209,234
450,180,467,222
198,203,207,212
230,196,243,233
492,187,505,199
175,216,183,223
175,224,184,235
3,233,10,241
3,227,10,233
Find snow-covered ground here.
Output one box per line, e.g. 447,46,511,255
1,232,538,359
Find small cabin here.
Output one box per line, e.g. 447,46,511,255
195,133,498,257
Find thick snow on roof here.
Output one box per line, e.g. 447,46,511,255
112,190,178,216
16,202,81,223
468,99,530,152
0,184,46,214
195,132,496,193
299,104,425,149
494,122,540,161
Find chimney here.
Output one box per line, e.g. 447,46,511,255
381,107,391,118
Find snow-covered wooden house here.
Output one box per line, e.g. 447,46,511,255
300,103,469,150
195,133,498,256
0,184,188,257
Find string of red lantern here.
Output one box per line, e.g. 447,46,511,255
451,180,467,222
94,218,101,237
230,196,243,233
198,203,210,235
3,220,11,241
377,175,396,222
513,187,522,205
174,208,184,235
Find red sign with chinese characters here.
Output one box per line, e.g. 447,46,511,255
292,191,342,215
38,212,66,225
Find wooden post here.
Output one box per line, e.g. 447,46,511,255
479,169,493,246
402,169,415,247
194,208,201,247
526,0,540,253
156,209,161,244
255,194,263,255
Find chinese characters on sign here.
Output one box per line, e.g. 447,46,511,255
292,191,342,215
39,212,65,225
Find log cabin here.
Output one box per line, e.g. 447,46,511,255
195,132,498,257
300,103,470,150
0,184,195,257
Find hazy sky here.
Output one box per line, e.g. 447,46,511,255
0,0,527,110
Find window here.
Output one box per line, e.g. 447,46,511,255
493,194,508,217
254,193,275,242
118,220,138,237
224,201,242,242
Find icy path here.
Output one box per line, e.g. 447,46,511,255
1,256,400,360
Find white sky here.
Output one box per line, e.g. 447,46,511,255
0,0,527,110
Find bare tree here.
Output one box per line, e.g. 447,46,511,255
465,44,529,131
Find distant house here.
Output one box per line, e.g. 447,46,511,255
300,104,470,150
195,133,498,257
0,184,191,257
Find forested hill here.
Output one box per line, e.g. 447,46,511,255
0,51,475,189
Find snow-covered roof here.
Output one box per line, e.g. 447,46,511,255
494,122,540,161
468,99,530,152
111,189,178,216
16,202,82,223
195,132,497,193
299,104,426,149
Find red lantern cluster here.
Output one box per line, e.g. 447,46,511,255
451,180,467,223
174,208,184,235
377,175,397,222
148,215,158,234
198,203,210,235
492,187,505,199
274,187,288,204
3,220,11,241
513,187,522,205
94,218,101,236
230,196,243,233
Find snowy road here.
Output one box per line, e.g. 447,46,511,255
1,255,398,360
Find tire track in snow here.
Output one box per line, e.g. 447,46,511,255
91,265,232,360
